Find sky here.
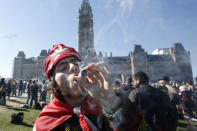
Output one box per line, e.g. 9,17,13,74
0,0,196,79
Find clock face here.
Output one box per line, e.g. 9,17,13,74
82,10,88,16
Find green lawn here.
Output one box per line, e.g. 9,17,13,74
0,93,51,131
176,119,197,131
1,105,197,131
0,105,41,131
1,94,197,131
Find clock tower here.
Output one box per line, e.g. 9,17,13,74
78,0,96,60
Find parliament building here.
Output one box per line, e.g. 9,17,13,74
12,0,193,83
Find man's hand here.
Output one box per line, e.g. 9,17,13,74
78,62,121,112
165,84,178,94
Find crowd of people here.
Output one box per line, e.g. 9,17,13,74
0,78,48,108
0,43,197,131
115,75,197,119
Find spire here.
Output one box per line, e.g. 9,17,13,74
81,0,90,9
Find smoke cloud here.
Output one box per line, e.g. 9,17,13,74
0,34,17,39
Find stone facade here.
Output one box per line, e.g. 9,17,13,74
12,0,193,83
131,44,193,83
12,50,48,80
104,56,131,80
78,0,193,83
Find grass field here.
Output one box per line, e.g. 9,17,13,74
177,119,197,131
0,106,41,131
1,94,197,131
0,95,42,131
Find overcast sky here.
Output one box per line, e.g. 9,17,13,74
0,0,196,79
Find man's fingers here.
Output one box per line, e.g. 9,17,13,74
84,62,111,87
93,72,104,88
85,62,108,72
96,65,111,82
86,62,110,75
88,74,99,84
84,63,97,72
96,62,110,72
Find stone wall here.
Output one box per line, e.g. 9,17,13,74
130,43,193,83
13,57,23,80
12,50,48,80
22,63,36,80
105,56,131,81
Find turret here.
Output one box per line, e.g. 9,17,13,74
170,43,193,83
40,50,48,57
13,51,25,80
17,51,26,59
130,45,148,75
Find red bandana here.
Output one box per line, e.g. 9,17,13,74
35,95,102,131
45,44,81,79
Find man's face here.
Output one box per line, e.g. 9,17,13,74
159,80,165,87
125,79,132,86
54,57,82,98
186,82,190,86
133,78,140,88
